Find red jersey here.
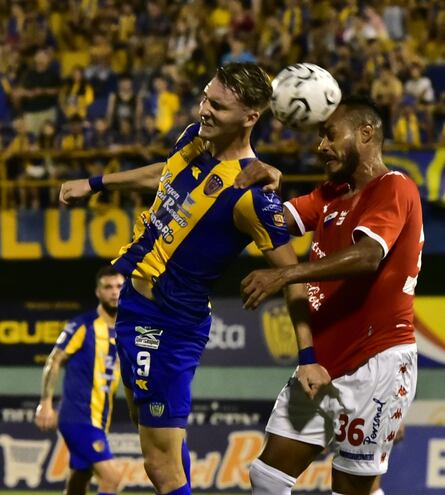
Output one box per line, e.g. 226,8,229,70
285,171,423,378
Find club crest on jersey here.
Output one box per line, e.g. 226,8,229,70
204,174,223,195
273,213,285,227
92,440,105,452
135,326,163,349
323,211,338,225
149,402,165,417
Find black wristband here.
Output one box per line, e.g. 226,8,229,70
298,346,317,365
88,175,105,192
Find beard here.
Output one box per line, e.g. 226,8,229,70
328,143,360,184
102,301,118,317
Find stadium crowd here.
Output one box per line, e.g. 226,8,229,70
1,0,445,208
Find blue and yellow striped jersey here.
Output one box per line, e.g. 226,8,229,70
55,310,120,432
114,123,290,322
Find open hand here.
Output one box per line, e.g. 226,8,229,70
59,178,92,205
241,267,286,309
234,159,282,192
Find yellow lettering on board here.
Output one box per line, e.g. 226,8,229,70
0,321,27,343
0,210,42,259
89,208,131,258
216,431,263,489
45,209,86,258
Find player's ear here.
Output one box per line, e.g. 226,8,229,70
245,109,260,127
360,124,374,144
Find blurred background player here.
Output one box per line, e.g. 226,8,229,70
34,266,125,495
59,62,320,495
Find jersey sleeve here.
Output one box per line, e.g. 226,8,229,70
55,317,87,355
352,172,419,258
233,188,290,251
284,186,326,235
167,123,200,159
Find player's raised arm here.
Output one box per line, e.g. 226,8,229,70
261,243,331,399
242,235,384,309
59,161,165,205
35,347,68,431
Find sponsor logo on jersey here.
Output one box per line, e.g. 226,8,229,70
339,450,374,461
92,440,105,452
260,301,298,364
135,379,148,390
204,174,223,195
149,402,165,417
134,326,163,350
191,166,201,179
364,398,386,445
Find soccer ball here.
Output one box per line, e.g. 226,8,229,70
270,63,342,128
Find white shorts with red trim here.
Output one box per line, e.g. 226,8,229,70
265,343,417,476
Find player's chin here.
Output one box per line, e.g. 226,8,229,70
199,123,216,139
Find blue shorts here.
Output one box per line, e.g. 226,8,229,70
116,280,211,428
58,422,113,470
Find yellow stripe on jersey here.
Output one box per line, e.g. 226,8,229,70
135,159,243,289
90,317,110,429
64,325,86,355
116,130,206,260
233,190,275,251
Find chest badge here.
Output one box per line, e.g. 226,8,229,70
323,211,338,225
204,174,224,195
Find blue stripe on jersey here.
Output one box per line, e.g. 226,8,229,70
59,311,97,424
56,310,119,429
113,221,159,276
168,123,200,159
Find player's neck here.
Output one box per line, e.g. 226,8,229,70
97,304,116,327
207,134,256,161
350,156,388,193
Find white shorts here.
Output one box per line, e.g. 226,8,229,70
266,343,417,476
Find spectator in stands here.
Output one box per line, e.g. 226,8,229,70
221,37,256,65
3,116,37,208
60,65,94,120
137,0,171,37
167,17,198,67
405,63,435,106
383,0,406,41
393,94,422,147
209,0,232,38
60,114,86,151
229,0,255,38
106,74,139,132
371,63,404,139
141,75,180,136
86,117,113,149
14,48,61,136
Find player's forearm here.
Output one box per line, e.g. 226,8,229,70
285,287,313,350
102,163,164,191
40,356,61,402
282,239,382,285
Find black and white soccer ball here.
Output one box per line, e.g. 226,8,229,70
270,63,342,128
